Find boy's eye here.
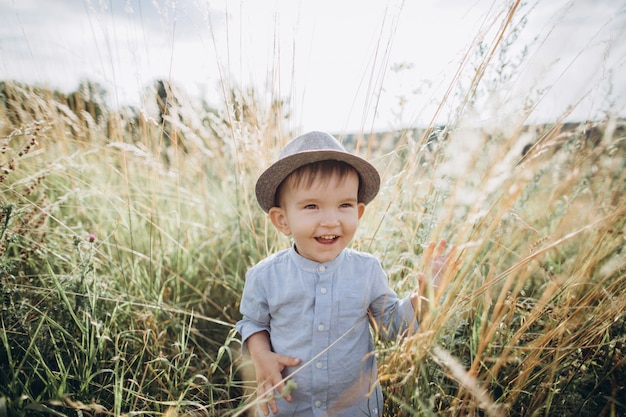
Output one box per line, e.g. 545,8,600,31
340,203,354,208
304,204,317,209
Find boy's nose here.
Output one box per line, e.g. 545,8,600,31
319,210,340,227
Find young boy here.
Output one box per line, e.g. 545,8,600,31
236,131,449,417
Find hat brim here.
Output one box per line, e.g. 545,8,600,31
255,149,380,213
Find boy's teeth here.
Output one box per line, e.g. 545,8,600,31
320,235,336,239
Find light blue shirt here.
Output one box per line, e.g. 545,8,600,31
236,246,418,417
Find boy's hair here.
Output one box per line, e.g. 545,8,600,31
274,160,360,208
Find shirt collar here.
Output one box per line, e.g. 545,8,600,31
288,244,346,273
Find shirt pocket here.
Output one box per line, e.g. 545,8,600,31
336,295,369,335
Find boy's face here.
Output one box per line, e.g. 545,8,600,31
269,170,365,264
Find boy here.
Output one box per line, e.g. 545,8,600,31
236,131,449,416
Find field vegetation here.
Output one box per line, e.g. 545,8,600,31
1,1,625,416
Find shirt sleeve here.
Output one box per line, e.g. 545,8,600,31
235,268,271,353
367,259,419,340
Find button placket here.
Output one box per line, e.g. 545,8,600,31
311,267,331,413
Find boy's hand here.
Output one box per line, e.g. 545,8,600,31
412,239,458,318
422,238,456,289
247,332,301,416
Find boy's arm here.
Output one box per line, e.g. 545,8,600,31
247,331,301,417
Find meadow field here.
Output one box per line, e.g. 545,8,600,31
1,75,624,416
1,2,625,416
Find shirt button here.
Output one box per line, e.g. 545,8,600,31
316,362,323,369
318,265,326,272
315,400,322,408
320,287,327,294
317,324,324,332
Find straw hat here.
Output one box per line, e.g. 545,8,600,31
255,131,380,213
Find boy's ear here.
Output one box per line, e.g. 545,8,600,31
269,207,291,236
357,203,365,220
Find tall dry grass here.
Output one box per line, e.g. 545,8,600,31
371,119,625,416
0,81,286,416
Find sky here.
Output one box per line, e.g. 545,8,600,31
1,0,625,133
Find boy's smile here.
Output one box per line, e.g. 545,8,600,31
269,170,365,264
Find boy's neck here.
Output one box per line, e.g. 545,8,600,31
293,243,345,264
